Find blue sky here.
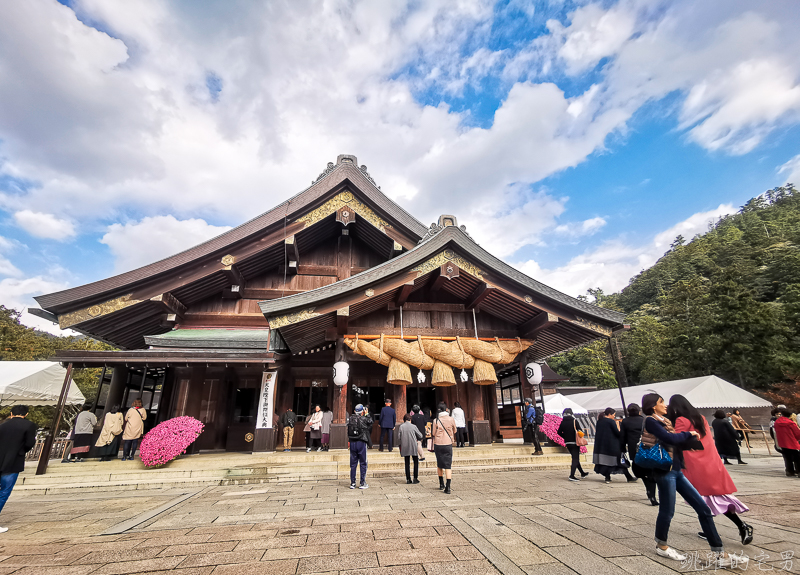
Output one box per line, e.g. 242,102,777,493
1,0,799,333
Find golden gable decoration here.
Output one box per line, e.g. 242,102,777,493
411,250,484,279
295,191,392,232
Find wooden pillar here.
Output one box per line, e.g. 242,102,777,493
487,385,501,442
467,382,491,445
104,365,128,419
330,338,349,449
394,384,407,418
608,336,629,417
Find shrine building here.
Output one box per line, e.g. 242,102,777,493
31,155,625,452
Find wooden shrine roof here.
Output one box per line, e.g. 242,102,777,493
260,225,626,360
34,155,427,313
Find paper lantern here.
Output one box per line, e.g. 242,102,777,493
333,361,349,386
525,362,543,386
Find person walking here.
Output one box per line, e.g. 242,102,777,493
379,399,396,452
711,411,746,465
321,406,333,451
557,408,588,482
668,395,754,546
620,403,658,505
593,408,636,483
121,399,147,461
0,405,37,533
641,393,744,568
431,402,457,494
452,402,467,448
411,405,428,461
95,405,124,462
69,404,97,462
399,413,423,484
280,407,296,451
307,405,323,452
522,398,543,455
347,404,372,489
774,408,800,477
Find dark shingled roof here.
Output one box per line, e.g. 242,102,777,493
259,225,625,326
35,156,428,312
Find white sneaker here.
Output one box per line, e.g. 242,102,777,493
317,447,323,451
359,483,369,489
306,448,312,452
0,527,8,534
717,553,749,570
656,546,687,561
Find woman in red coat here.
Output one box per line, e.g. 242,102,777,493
774,408,800,476
668,395,753,546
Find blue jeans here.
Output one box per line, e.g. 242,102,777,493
655,469,723,552
350,441,367,485
122,439,139,459
0,473,19,516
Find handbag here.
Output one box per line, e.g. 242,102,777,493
574,419,588,447
634,416,672,471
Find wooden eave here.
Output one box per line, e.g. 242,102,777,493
259,226,626,359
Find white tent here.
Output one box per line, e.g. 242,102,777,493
543,393,589,415
567,375,773,413
0,362,86,406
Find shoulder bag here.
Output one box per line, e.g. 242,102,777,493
574,419,588,447
634,416,672,471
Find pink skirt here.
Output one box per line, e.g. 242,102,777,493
322,433,330,443
702,494,749,516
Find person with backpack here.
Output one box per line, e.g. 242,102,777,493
523,398,543,456
431,402,457,494
348,404,373,489
280,408,296,452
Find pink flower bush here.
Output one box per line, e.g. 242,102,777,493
140,416,204,467
539,413,588,454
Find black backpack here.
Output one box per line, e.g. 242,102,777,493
347,414,362,441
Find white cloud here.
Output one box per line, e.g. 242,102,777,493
0,276,73,335
13,210,76,240
778,154,800,185
516,204,736,298
100,215,232,274
0,236,23,277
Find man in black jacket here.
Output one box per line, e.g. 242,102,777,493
0,405,37,533
348,404,373,489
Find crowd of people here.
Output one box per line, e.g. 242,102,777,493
557,395,800,569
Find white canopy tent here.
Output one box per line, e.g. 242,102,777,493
0,362,86,406
566,375,773,413
543,393,589,415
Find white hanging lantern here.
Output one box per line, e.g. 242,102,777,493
417,369,426,383
333,361,350,386
525,362,543,386
460,369,468,383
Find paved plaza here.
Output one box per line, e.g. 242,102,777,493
0,452,797,575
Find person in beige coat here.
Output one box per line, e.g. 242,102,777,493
431,402,457,494
95,405,124,461
122,399,147,461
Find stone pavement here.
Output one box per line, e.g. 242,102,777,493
0,452,798,575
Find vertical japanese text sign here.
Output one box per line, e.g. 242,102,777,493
256,371,278,429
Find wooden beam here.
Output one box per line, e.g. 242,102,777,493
178,312,267,328
345,327,520,339
519,312,559,338
221,262,244,286
336,306,349,334
150,292,187,317
394,281,415,307
285,235,299,274
388,302,464,312
466,283,493,310
240,288,305,300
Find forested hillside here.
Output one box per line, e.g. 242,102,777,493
550,185,800,405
